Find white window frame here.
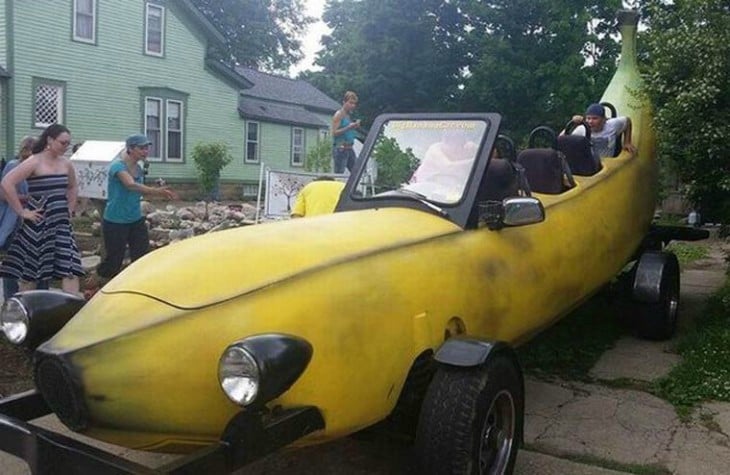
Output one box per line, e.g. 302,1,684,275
166,100,184,162
34,83,64,128
73,0,96,43
245,121,260,164
291,127,305,167
144,97,163,161
145,3,165,56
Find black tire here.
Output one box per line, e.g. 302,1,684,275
634,252,680,341
414,355,523,475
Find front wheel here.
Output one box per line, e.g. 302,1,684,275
414,355,523,475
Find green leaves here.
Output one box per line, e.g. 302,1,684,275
191,142,233,198
640,0,730,222
191,0,313,71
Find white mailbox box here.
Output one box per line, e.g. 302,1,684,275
71,141,125,199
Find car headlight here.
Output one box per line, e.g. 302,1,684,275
1,298,29,344
218,334,313,408
219,346,260,406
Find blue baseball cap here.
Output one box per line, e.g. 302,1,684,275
125,134,152,148
584,103,606,118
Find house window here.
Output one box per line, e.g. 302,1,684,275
245,121,260,163
145,98,162,159
34,82,64,128
145,3,165,56
166,100,183,161
73,0,96,43
291,128,305,166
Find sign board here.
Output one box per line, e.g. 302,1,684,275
265,170,347,217
70,141,125,199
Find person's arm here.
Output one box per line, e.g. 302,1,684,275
621,117,636,154
1,156,42,223
115,167,178,199
66,160,78,214
559,115,585,136
291,187,306,218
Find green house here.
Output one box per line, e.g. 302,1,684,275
0,0,338,196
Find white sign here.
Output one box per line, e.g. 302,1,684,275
265,170,347,217
71,141,125,199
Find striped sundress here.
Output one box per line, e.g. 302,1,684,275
0,174,84,282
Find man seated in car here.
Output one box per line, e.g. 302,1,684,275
563,103,636,159
408,129,478,201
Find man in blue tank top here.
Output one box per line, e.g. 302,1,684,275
331,91,361,174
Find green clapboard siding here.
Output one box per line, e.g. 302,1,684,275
3,1,337,183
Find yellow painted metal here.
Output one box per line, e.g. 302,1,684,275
40,13,656,453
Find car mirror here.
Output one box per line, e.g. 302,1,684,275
479,197,545,230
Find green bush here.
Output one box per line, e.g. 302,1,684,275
305,140,333,173
666,242,709,267
191,142,233,199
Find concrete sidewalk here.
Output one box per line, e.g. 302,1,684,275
523,240,729,474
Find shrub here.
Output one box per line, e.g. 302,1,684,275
191,142,233,199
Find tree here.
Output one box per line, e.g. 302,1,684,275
191,0,313,71
305,0,468,127
305,139,333,173
191,142,233,201
372,137,419,190
639,0,730,222
458,0,622,141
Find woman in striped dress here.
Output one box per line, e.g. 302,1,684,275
0,124,83,295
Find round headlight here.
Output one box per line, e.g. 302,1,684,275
1,298,29,344
218,346,260,406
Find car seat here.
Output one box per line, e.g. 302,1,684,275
516,126,575,194
558,119,602,176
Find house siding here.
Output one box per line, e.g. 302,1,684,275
10,0,243,181
0,0,6,67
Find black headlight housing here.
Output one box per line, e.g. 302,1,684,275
0,290,86,349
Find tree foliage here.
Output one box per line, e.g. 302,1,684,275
305,139,333,173
191,142,233,199
458,0,622,140
306,0,621,143
191,0,313,71
372,137,419,189
639,0,730,222
305,0,468,127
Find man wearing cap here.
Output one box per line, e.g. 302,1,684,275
564,103,636,159
93,134,177,283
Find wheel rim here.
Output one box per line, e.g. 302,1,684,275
479,389,515,474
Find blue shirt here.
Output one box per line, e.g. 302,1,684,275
104,159,143,224
334,116,357,146
0,158,29,247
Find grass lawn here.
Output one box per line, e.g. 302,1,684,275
654,280,730,417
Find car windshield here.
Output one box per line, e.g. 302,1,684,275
354,119,489,205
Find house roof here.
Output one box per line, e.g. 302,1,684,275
238,97,329,128
235,67,340,113
174,0,227,46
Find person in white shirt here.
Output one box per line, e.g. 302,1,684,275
563,103,636,159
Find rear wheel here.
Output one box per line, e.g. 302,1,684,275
414,355,523,474
634,251,680,340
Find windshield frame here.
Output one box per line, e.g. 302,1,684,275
336,112,502,229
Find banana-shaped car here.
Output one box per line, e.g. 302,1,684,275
0,10,707,474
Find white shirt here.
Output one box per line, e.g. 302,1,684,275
573,117,628,158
